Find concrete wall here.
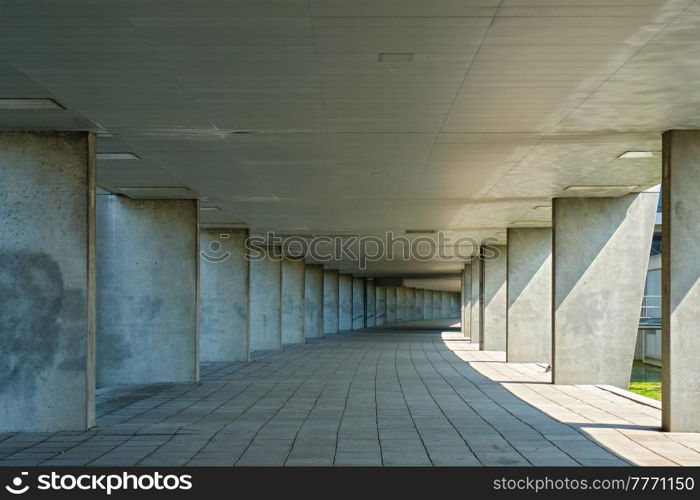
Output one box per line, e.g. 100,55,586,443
339,274,353,331
433,291,441,318
375,286,387,326
424,290,433,320
396,286,406,322
281,259,305,345
507,228,552,363
482,245,507,351
406,287,416,320
366,280,376,327
461,264,471,337
352,277,366,329
97,196,199,386
441,291,450,318
449,293,460,318
323,270,339,334
250,251,282,354
386,286,397,323
470,258,482,344
553,193,658,387
415,289,425,319
304,264,324,339
0,132,95,432
200,229,249,362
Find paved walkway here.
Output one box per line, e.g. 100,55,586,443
1,321,699,466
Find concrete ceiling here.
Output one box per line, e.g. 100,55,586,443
1,0,696,278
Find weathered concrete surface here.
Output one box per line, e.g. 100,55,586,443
250,251,282,354
433,291,442,319
281,259,305,345
339,275,353,331
304,264,324,339
482,246,507,351
375,286,387,326
662,130,700,431
507,228,552,363
441,291,450,318
396,287,406,322
352,277,365,329
415,289,425,319
424,290,433,320
406,288,416,321
461,265,472,338
386,286,397,323
97,196,199,386
470,259,482,344
0,132,96,432
553,193,657,388
323,270,339,334
366,280,376,327
449,292,460,319
200,229,249,362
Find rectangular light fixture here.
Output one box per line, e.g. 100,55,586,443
534,205,551,210
200,206,221,212
378,52,414,63
618,151,659,159
405,229,436,234
565,185,638,192
510,221,550,226
0,98,64,110
97,152,140,160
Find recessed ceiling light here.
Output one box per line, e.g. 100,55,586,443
0,98,64,110
405,229,436,234
97,152,140,160
565,185,638,192
200,206,221,212
534,205,551,210
378,53,414,63
370,171,391,176
510,221,550,226
618,151,660,159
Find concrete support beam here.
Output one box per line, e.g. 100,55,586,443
441,291,450,318
375,286,387,326
662,130,700,431
250,250,282,355
281,259,305,346
471,258,482,344
482,245,507,351
323,270,339,334
352,277,365,330
406,288,416,320
507,228,552,363
553,193,657,387
396,286,406,322
449,293,460,319
415,289,425,319
97,196,199,386
200,229,249,362
461,265,472,338
386,286,397,323
424,290,433,320
433,291,441,319
304,264,324,339
339,274,353,331
366,280,376,327
1,131,96,432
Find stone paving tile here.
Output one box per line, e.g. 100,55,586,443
2,320,700,466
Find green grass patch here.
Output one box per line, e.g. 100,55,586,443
628,382,662,401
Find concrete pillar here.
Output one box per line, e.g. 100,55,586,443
470,258,482,344
323,270,339,334
461,264,472,338
352,277,366,330
553,193,657,387
507,228,552,363
449,292,460,318
281,259,305,345
339,274,353,331
406,287,416,320
304,264,324,339
441,291,450,318
0,131,95,432
386,286,397,323
424,290,433,319
662,130,700,431
415,289,425,319
200,228,249,362
249,249,282,355
366,280,376,327
432,290,441,318
97,196,199,386
396,286,406,322
481,245,507,351
375,286,387,326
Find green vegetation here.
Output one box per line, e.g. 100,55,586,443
628,381,662,401
629,361,662,401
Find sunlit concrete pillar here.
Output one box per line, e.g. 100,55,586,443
553,193,657,388
366,279,376,327
386,286,397,323
433,290,441,318
461,264,472,338
424,290,433,320
200,228,249,362
406,287,416,320
339,274,353,331
481,245,507,351
0,132,95,432
376,286,387,326
470,259,482,344
396,286,406,322
323,270,339,334
352,277,365,329
304,264,324,339
97,196,199,385
249,247,282,356
415,289,425,319
281,259,305,346
441,291,450,318
507,228,552,363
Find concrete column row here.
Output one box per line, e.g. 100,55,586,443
372,286,459,324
